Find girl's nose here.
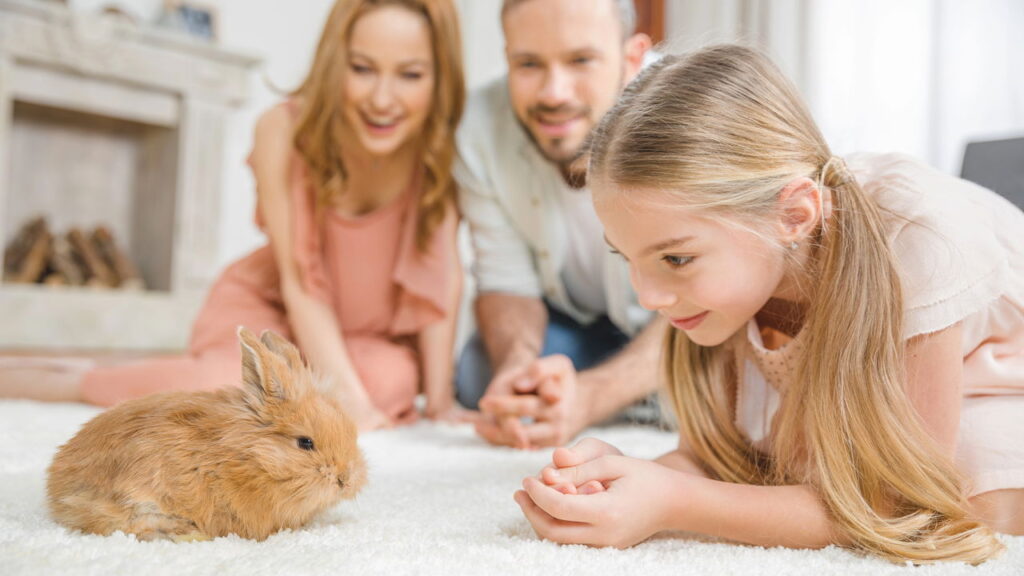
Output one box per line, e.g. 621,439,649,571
632,271,677,312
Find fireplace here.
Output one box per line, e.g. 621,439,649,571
0,0,260,350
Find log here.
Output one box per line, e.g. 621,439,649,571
91,226,145,290
49,234,85,286
3,217,51,284
67,228,117,287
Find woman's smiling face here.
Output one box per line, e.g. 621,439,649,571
342,5,435,158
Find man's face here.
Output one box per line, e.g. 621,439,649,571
503,0,632,167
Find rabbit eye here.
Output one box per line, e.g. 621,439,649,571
296,436,315,451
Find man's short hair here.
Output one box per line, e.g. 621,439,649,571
501,0,637,39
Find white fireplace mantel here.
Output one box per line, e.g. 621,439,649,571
0,0,261,350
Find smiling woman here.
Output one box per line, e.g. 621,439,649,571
0,0,469,434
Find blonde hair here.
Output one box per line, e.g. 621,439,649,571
292,0,465,251
589,45,1003,564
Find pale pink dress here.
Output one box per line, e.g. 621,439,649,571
733,153,1024,496
80,102,458,419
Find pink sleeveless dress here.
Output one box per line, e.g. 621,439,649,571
80,102,458,420
732,153,1024,496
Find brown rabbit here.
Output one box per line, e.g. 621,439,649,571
46,327,366,541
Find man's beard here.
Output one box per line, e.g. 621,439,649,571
519,103,591,169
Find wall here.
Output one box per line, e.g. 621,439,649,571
664,0,1024,174
70,0,347,266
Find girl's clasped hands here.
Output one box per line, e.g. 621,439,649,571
515,438,693,548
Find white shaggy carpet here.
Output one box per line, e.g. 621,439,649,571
1,400,1022,576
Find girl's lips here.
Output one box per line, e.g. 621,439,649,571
670,311,709,331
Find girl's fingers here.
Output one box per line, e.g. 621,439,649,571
541,466,560,485
552,438,621,468
559,454,626,488
578,480,606,495
522,477,601,524
553,482,578,495
541,467,579,494
552,447,583,468
513,490,592,545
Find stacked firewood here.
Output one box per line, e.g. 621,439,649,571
3,216,145,289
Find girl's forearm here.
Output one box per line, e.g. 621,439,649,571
669,475,846,549
655,449,709,477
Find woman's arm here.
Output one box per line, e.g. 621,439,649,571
418,215,464,419
250,106,389,430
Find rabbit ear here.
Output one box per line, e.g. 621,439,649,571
258,330,304,373
237,326,287,408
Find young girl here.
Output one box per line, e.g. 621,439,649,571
0,0,466,431
513,44,1022,563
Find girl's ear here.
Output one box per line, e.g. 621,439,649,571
775,177,822,245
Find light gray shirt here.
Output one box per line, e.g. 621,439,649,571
453,77,652,336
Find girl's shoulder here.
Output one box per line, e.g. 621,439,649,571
848,152,1024,338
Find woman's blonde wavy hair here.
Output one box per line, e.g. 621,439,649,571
588,44,1003,564
291,0,464,251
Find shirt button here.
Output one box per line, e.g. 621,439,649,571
531,196,540,206
539,250,549,259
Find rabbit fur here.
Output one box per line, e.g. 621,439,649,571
46,327,366,542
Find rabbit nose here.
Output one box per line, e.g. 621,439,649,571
337,477,345,489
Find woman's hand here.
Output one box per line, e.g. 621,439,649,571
424,401,478,425
350,405,394,431
514,454,690,548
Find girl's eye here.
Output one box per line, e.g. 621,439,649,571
350,64,372,74
662,255,693,268
401,71,424,81
297,437,315,451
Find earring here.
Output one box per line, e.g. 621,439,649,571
789,241,799,250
